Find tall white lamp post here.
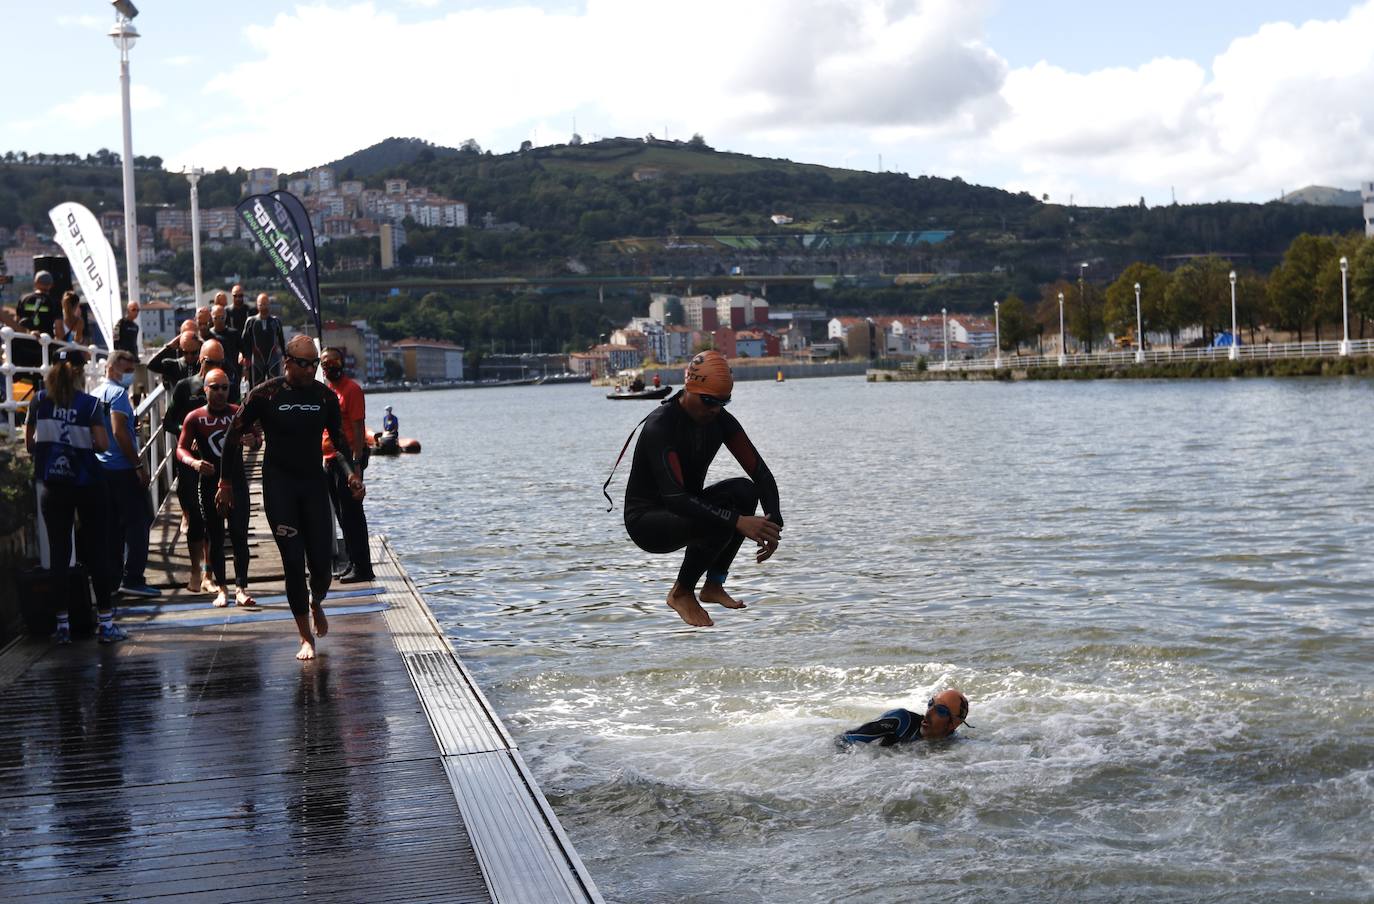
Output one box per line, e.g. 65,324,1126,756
1079,262,1089,352
1228,270,1239,361
993,300,1001,369
1133,282,1144,364
1340,256,1350,356
1057,291,1066,367
186,167,204,307
109,2,141,313
941,307,948,370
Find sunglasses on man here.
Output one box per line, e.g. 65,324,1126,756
285,355,319,369
698,394,731,407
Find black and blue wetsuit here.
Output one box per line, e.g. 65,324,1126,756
838,709,924,747
623,391,782,590
225,378,355,618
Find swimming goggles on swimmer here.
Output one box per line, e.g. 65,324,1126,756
925,700,975,728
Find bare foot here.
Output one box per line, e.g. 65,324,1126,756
201,575,219,594
311,603,329,637
699,582,746,609
666,584,713,627
296,639,316,661
212,589,228,608
186,569,203,593
235,588,257,608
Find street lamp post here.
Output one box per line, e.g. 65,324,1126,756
186,167,204,307
941,307,948,370
1133,282,1144,364
109,5,141,314
1340,256,1350,356
1228,270,1239,361
1057,291,1066,367
993,300,1001,369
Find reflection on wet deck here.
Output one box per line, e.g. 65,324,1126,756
0,612,492,902
2,456,602,904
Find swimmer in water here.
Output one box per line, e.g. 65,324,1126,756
838,689,973,746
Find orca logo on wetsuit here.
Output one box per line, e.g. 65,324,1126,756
277,403,321,412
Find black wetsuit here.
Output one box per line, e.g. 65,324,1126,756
113,317,141,354
178,404,253,590
225,378,355,618
164,374,209,545
624,392,782,589
210,325,244,402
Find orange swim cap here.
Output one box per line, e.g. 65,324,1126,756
683,350,733,398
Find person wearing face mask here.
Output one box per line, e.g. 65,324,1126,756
320,347,373,583
94,350,159,599
838,689,974,746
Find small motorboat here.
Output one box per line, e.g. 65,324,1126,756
607,385,672,400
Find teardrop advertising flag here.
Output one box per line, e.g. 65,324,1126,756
236,191,322,337
47,202,121,350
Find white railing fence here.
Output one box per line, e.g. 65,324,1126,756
914,338,1374,373
1,325,173,515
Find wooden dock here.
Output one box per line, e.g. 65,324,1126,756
0,449,602,903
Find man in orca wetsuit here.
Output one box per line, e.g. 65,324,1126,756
222,335,365,661
623,350,782,627
839,689,974,746
178,368,260,609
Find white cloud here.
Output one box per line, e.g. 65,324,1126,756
949,1,1374,203
160,0,1374,205
8,85,167,136
164,55,198,67
172,0,1008,171
57,15,108,30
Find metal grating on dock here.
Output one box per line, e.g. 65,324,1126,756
0,442,601,902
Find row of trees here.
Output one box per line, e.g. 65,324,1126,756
992,232,1374,353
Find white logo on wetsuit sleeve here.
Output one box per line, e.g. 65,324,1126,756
277,403,321,412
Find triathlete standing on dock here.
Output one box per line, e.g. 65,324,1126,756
622,350,783,627
177,368,260,609
221,335,365,660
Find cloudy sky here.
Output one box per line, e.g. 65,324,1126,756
8,1,1372,206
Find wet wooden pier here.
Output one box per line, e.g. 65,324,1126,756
0,450,601,902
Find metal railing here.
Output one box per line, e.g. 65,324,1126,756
916,338,1374,373
2,325,172,514
0,326,111,434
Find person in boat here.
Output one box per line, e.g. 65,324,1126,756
621,350,782,627
630,375,645,393
652,374,661,388
838,689,973,746
381,405,398,438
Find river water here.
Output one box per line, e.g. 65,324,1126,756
362,376,1373,904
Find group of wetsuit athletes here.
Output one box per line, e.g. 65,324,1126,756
622,350,972,745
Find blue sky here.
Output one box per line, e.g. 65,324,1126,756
6,1,1371,206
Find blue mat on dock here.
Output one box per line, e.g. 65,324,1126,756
119,586,382,616
129,602,389,630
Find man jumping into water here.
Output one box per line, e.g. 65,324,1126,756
623,350,783,627
838,689,973,746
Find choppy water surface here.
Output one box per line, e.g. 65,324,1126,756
364,377,1373,903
